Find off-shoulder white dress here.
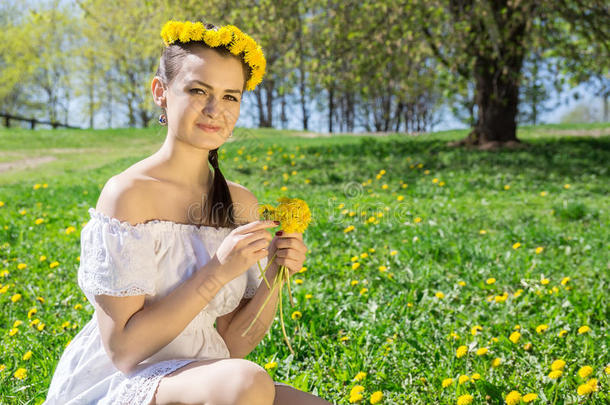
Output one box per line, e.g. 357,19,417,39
44,207,274,404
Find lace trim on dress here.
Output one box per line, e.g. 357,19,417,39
113,358,199,405
87,207,236,233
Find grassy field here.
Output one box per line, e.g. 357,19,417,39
0,124,608,404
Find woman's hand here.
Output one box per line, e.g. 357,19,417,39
213,220,278,282
268,231,307,276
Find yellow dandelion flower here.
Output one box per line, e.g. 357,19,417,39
491,358,502,367
74,303,83,310
414,217,422,224
512,242,521,249
577,378,597,395
509,331,521,344
39,255,46,261
504,185,510,190
604,365,610,375
291,311,302,320
442,378,453,388
458,375,469,384
352,262,361,270
471,325,483,336
354,372,367,381
370,391,383,404
486,278,496,285
435,292,445,299
397,195,404,201
577,325,590,334
344,225,355,233
9,328,18,336
479,229,487,234
560,277,570,285
359,288,368,295
578,366,593,379
513,289,524,297
11,293,21,303
551,359,566,371
456,345,468,358
13,367,27,380
34,218,44,225
535,247,544,254
564,184,571,189
505,391,521,405
457,394,473,405
13,320,23,328
349,394,363,403
17,263,27,270
523,342,532,351
476,347,488,356
548,370,563,379
350,385,365,396
558,329,568,337
37,322,45,331
294,279,303,285
264,361,277,370
471,373,481,380
535,324,548,334
351,280,359,286
458,281,466,286
390,250,398,255
22,351,32,360
49,261,59,268
522,393,538,402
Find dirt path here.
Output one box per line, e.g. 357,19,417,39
0,156,57,173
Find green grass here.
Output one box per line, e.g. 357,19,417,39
0,124,608,404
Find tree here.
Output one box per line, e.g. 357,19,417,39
416,0,609,148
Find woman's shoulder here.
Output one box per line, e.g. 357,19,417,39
95,172,158,227
225,180,260,224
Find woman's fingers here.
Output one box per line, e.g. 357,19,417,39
275,237,307,254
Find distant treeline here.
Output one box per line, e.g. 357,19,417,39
0,0,607,145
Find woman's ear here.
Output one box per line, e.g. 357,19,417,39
151,77,167,109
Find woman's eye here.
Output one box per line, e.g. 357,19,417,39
225,95,238,102
190,88,206,95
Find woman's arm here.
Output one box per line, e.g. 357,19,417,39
219,260,281,358
96,257,228,374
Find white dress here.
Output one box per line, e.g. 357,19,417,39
44,207,273,404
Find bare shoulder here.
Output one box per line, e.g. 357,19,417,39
95,173,157,226
226,180,260,224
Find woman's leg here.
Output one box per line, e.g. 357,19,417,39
273,383,334,405
149,358,276,405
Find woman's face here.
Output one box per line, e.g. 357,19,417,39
163,47,245,150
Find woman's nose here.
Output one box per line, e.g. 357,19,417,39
203,96,219,117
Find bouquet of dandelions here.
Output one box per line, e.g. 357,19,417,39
241,197,311,355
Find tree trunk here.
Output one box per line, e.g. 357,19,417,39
328,85,334,133
454,55,524,149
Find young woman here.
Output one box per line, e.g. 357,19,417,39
44,20,332,405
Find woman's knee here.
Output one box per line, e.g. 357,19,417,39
150,358,275,405
232,359,276,405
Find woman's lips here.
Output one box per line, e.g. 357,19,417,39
197,123,221,132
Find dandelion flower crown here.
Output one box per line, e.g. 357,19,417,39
160,20,266,91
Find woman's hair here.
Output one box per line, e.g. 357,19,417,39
155,21,251,229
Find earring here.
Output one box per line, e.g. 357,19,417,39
158,113,167,126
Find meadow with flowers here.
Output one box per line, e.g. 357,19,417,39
0,124,608,404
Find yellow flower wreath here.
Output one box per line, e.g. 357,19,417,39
160,20,266,91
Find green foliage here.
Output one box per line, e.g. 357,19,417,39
0,125,608,403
